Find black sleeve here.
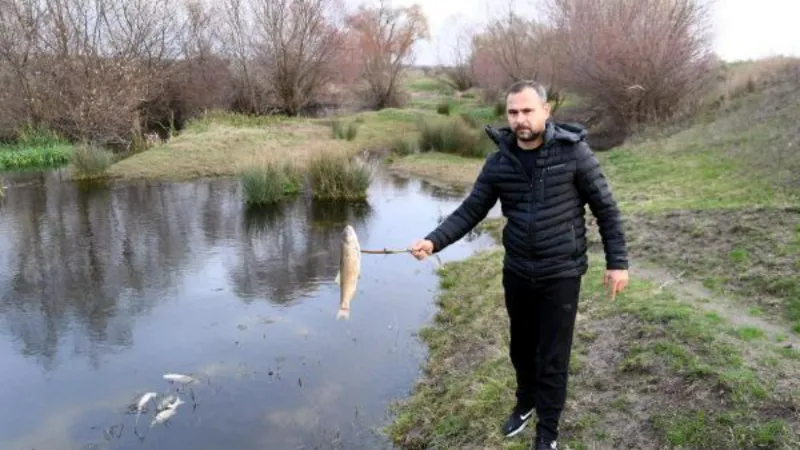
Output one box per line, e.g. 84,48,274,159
575,142,629,270
424,156,498,253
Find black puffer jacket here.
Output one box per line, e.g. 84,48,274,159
424,120,628,280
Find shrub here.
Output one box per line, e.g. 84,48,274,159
436,102,451,115
543,0,715,128
240,161,303,205
70,143,115,179
390,137,419,156
307,152,371,200
417,118,493,158
331,120,359,140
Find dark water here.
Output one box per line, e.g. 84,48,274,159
0,165,497,450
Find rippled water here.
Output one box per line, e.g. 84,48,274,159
0,165,497,450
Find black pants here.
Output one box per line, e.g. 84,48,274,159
502,269,581,442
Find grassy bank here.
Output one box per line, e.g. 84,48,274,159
385,62,800,448
0,125,73,171
388,249,799,449
105,109,426,181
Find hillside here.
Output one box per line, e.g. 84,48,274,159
386,59,800,450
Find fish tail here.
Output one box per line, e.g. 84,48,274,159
336,308,350,320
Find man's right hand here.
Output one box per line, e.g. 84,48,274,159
410,239,434,260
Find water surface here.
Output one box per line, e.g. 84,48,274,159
0,165,497,450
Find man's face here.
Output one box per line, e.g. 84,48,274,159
506,87,551,142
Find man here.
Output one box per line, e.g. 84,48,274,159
410,80,629,450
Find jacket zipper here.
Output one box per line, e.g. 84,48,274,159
500,147,539,267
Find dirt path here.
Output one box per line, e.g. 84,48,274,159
630,261,799,348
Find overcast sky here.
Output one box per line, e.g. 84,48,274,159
371,0,800,66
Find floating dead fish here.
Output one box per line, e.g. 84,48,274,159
150,396,185,427
157,394,178,412
163,373,197,384
135,392,158,412
133,391,158,425
335,225,361,319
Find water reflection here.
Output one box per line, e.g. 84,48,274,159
231,199,373,305
0,178,380,369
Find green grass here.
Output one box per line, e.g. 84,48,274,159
0,146,72,170
0,124,73,170
406,76,454,95
240,160,303,205
306,152,371,200
597,128,795,213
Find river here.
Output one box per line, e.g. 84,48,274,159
0,162,497,450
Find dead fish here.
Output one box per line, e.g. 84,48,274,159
150,406,177,427
163,373,197,384
133,392,158,425
150,396,184,427
136,392,158,411
157,394,178,412
334,225,361,320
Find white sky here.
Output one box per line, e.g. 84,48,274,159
366,0,800,66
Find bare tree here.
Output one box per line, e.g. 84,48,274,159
251,0,347,116
542,0,715,128
220,0,265,114
437,20,477,92
345,0,429,109
0,0,184,146
469,4,565,110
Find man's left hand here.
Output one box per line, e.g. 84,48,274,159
604,270,629,300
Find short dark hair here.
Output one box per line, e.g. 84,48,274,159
505,80,548,103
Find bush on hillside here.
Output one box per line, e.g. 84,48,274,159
543,0,716,130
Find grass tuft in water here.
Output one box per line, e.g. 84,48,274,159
240,161,303,205
307,152,371,200
70,143,115,179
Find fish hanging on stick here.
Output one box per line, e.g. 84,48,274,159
335,225,361,320
335,225,440,319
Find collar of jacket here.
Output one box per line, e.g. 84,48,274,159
484,119,588,158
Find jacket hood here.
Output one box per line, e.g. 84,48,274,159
484,119,587,153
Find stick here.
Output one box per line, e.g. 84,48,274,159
360,248,411,254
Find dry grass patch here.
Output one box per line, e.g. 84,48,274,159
389,153,482,188
107,115,358,181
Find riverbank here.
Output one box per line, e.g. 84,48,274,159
383,63,800,449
